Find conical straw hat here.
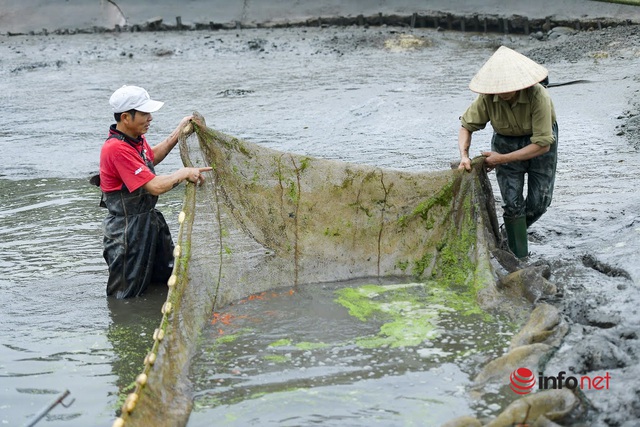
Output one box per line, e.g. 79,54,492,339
469,46,548,94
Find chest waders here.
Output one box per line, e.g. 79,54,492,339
101,137,175,298
491,122,558,258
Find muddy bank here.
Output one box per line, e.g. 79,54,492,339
517,26,640,427
527,23,640,148
5,12,635,38
1,14,639,427
4,11,638,39
2,0,639,36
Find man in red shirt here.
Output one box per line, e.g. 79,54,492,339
99,85,211,298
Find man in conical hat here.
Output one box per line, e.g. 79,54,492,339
457,46,558,258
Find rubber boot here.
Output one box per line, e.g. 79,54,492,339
503,216,528,258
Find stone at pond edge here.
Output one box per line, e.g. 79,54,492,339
498,266,557,305
509,303,569,350
440,389,579,427
485,389,580,427
473,343,552,387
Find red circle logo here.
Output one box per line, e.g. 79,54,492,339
510,368,536,395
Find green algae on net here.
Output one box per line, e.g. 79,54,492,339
121,113,513,426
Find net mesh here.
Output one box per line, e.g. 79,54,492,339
123,112,504,426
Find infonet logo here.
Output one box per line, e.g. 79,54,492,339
510,368,536,394
510,368,611,395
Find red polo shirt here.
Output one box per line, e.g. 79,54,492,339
100,126,156,193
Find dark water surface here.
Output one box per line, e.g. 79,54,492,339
1,26,639,426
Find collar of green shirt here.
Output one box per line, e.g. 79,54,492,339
491,89,529,106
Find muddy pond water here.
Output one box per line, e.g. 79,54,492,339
187,279,516,426
1,26,639,426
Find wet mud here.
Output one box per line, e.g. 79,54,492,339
1,17,640,427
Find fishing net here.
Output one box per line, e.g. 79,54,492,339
120,112,505,426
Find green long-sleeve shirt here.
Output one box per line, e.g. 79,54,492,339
460,83,557,147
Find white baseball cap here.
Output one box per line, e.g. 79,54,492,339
109,85,165,113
